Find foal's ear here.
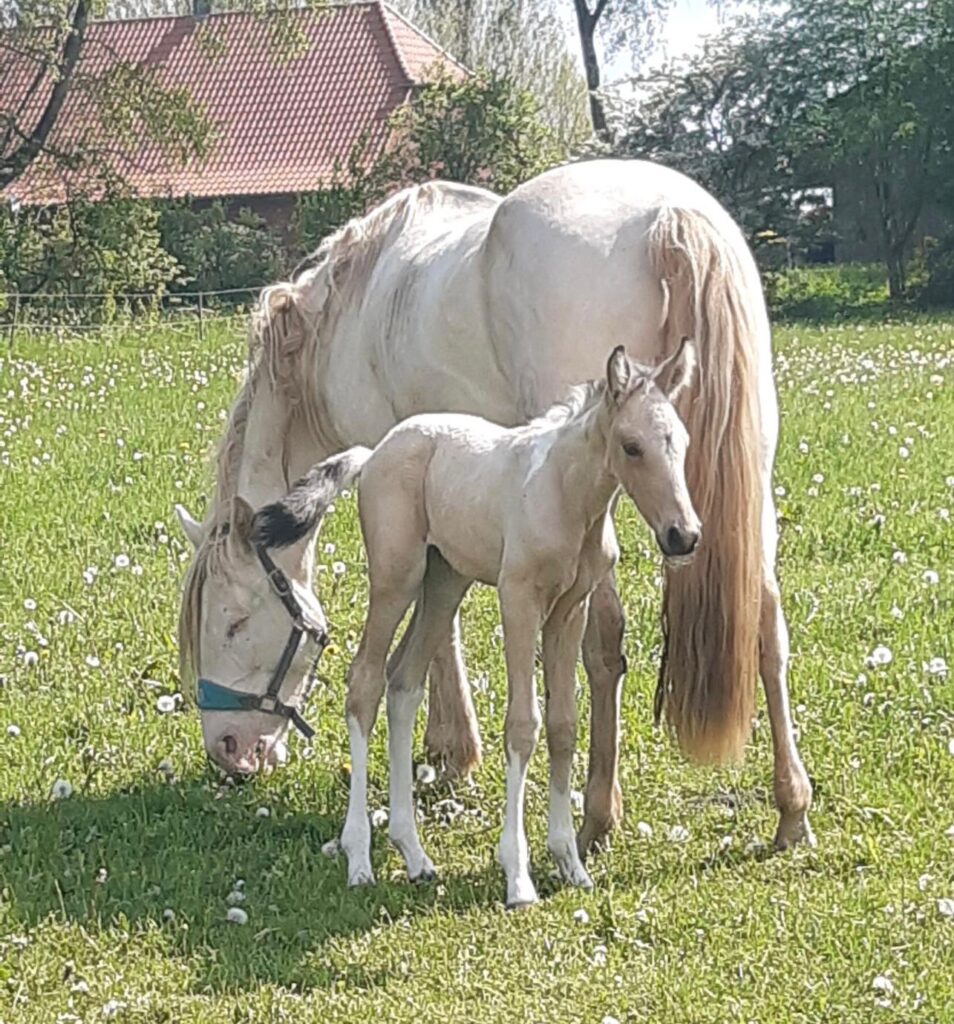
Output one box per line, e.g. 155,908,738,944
653,336,696,401
174,504,203,550
606,345,635,404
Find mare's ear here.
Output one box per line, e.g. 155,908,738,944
174,504,203,550
606,345,635,405
228,496,255,555
653,336,696,401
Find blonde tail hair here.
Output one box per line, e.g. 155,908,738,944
650,206,764,764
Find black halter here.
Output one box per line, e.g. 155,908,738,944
196,544,328,740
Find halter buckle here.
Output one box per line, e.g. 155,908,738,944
259,694,279,714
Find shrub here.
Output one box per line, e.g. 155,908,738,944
764,263,891,320
157,200,285,295
911,235,954,309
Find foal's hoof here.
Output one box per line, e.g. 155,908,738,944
774,812,817,852
410,861,437,884
347,866,376,888
506,896,538,912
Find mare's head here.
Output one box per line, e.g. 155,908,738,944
603,339,702,561
176,497,328,775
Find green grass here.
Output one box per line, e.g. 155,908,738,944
0,316,952,1023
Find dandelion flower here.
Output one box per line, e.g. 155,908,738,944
898,446,910,459
572,908,590,924
155,695,176,714
255,806,270,818
226,907,248,925
332,561,346,577
114,554,130,569
925,657,948,677
22,650,38,667
323,542,336,555
923,569,939,585
891,550,907,565
162,908,175,922
7,724,21,738
23,598,36,611
415,763,437,785
668,824,690,842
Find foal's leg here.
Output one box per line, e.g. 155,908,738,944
578,570,627,857
424,614,482,778
497,581,545,908
761,573,815,850
341,550,426,887
542,593,593,890
387,549,472,881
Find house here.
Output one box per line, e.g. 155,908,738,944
2,2,463,230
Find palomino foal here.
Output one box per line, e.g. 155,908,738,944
254,342,700,906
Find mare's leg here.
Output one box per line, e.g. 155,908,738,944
497,581,545,908
578,570,627,857
760,571,815,849
542,593,593,890
341,539,426,887
424,614,482,778
387,549,472,881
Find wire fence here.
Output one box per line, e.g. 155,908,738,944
0,287,262,346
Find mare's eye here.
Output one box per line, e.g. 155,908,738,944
622,441,643,458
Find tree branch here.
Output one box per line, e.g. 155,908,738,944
1,0,90,191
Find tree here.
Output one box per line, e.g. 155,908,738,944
377,70,563,197
393,0,589,152
615,0,954,298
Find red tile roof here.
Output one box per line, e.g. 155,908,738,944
2,2,464,204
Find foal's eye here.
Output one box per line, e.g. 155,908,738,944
622,441,643,458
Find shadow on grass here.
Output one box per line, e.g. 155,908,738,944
0,775,504,993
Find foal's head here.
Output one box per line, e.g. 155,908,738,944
603,339,702,561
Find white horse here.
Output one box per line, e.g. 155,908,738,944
175,159,814,854
252,343,700,905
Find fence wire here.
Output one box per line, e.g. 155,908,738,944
0,287,261,345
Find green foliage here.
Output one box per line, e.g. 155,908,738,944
911,235,954,309
0,184,180,318
764,263,891,321
157,200,285,294
379,70,562,197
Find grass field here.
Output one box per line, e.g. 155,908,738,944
1,316,952,1023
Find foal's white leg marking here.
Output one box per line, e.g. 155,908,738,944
388,685,435,881
341,713,374,886
500,745,537,908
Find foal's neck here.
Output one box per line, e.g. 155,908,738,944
546,399,618,525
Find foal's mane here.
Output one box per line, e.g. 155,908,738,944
179,185,428,686
527,380,606,429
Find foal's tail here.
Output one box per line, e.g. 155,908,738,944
253,446,373,549
648,206,764,764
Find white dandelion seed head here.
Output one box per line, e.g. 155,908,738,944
370,808,388,828
52,779,73,800
101,999,126,1018
332,561,346,577
867,645,893,668
636,820,653,839
114,554,130,569
225,907,248,925
227,889,246,905
22,650,39,667
898,446,910,460
872,975,894,995
891,550,907,564
668,824,690,843
23,598,36,611
7,724,21,738
925,657,948,678
937,898,954,918
572,908,590,925
415,763,437,786
155,695,176,714
323,542,336,555
923,569,940,586
162,908,175,922
320,838,340,858
85,655,100,669
255,806,270,818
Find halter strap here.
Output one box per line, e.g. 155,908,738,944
195,541,328,741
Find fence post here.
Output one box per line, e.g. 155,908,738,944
197,291,205,344
7,291,18,349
